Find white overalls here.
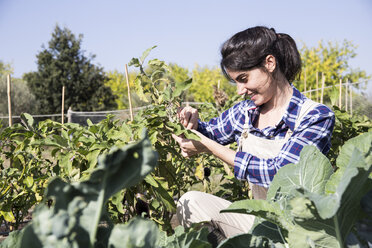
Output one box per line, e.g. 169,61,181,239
177,99,319,238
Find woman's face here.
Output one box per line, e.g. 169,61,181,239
228,67,276,106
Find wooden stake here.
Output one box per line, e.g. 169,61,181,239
345,80,348,112
320,73,325,104
339,79,342,108
309,86,312,100
7,74,12,126
61,86,65,124
316,71,319,102
125,64,134,122
304,69,307,95
350,83,353,116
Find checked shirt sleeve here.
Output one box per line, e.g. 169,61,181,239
234,105,335,188
197,102,245,146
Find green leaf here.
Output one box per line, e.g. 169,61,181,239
221,199,290,230
23,176,34,188
20,113,35,131
0,229,25,248
145,175,176,212
86,149,100,171
134,78,149,102
172,78,192,99
140,45,157,64
217,233,280,248
108,217,160,248
157,225,211,248
128,57,141,67
0,210,15,222
267,145,333,201
326,131,372,193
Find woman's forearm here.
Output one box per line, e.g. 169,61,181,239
201,136,236,167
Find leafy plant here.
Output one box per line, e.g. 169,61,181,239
0,132,212,248
220,131,372,247
328,106,372,165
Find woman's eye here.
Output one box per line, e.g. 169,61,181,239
238,77,247,83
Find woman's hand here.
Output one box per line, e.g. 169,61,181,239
172,130,208,158
177,106,199,130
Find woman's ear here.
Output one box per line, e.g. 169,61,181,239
264,55,276,72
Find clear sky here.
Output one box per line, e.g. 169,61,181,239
1,0,372,80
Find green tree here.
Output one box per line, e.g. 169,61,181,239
0,60,13,75
189,65,235,103
295,40,370,94
105,70,151,109
24,25,117,115
0,62,36,119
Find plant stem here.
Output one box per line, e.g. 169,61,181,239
334,215,345,248
89,175,107,247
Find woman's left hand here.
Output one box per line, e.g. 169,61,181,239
172,130,209,158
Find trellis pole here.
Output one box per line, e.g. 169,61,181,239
339,79,342,108
320,73,325,104
345,80,348,112
125,64,134,122
61,86,65,124
316,71,319,102
349,82,353,116
304,69,307,97
7,74,12,126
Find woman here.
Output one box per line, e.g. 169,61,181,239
172,26,335,239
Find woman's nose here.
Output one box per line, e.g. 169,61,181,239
237,83,247,95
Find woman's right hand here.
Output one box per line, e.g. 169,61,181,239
177,106,199,129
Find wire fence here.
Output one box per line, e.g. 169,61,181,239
1,78,371,126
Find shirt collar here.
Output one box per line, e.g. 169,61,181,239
244,85,306,131
283,85,306,131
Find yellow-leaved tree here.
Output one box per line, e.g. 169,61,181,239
294,40,370,104
189,65,236,103
105,70,146,109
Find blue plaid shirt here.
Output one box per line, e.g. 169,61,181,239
197,86,335,187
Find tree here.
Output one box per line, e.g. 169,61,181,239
189,65,235,103
105,70,145,109
0,62,36,119
24,25,117,115
294,40,370,93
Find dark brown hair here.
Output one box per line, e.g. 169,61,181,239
220,26,301,83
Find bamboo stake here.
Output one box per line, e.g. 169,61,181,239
350,83,353,116
7,74,12,126
339,79,342,108
320,73,325,104
316,71,319,102
61,86,65,124
304,69,307,96
124,64,134,122
309,86,312,100
345,80,348,112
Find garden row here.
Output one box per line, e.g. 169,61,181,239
0,50,371,247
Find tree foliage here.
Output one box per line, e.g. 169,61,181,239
23,25,117,115
295,40,370,93
0,62,36,118
189,65,235,103
105,70,145,109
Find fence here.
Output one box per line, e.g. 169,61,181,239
1,73,371,126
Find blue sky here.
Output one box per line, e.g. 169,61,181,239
1,0,372,81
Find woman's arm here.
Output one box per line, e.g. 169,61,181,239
178,102,247,145
172,130,237,165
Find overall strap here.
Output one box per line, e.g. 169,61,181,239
286,99,320,137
